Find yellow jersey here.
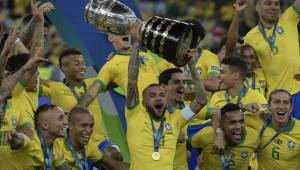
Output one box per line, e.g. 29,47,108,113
258,118,300,170
40,78,108,148
12,83,37,126
58,137,103,169
245,68,267,97
126,105,189,170
209,87,268,131
244,5,300,96
9,133,66,169
191,126,259,170
195,49,220,80
96,52,159,100
0,95,32,167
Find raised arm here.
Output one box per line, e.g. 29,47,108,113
19,1,54,47
0,56,48,101
126,39,140,108
0,29,19,85
225,0,248,57
187,49,208,114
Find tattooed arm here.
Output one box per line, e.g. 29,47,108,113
0,56,48,101
19,1,55,47
126,39,140,109
0,29,19,86
188,49,208,114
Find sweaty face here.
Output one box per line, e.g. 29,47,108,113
143,86,167,120
269,92,292,125
48,107,68,138
165,72,185,103
240,48,259,73
221,110,245,145
108,35,131,51
218,64,236,90
257,0,280,24
70,113,94,146
62,54,86,82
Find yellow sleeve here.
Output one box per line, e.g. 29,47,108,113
203,51,220,77
95,62,114,91
191,127,213,148
39,83,51,98
281,5,300,25
86,142,103,163
209,92,220,109
255,93,268,112
53,140,67,168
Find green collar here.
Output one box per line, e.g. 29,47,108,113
268,118,295,133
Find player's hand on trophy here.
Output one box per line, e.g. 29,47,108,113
234,0,248,12
129,19,143,42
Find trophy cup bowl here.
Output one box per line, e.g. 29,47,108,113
85,0,202,67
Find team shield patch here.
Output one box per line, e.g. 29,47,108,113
288,141,296,149
240,151,248,159
164,123,172,132
12,118,17,128
276,27,284,34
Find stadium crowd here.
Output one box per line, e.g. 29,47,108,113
0,0,300,169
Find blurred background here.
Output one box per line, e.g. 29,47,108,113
0,0,293,81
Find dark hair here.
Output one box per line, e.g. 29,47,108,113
34,104,57,127
159,68,183,85
221,57,248,80
6,53,30,74
142,83,163,99
268,89,293,105
182,18,206,48
59,48,82,69
68,106,91,123
221,103,241,120
219,35,244,52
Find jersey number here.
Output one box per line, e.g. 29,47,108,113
272,147,280,160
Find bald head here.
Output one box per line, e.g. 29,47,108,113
68,106,92,124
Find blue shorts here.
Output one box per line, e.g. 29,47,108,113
291,91,300,120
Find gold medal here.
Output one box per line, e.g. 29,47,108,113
152,151,161,161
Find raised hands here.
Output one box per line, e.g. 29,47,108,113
233,0,248,12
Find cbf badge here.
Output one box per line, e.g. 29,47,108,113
271,46,279,56
277,27,284,34
12,118,17,128
240,151,248,160
288,141,296,149
165,123,172,132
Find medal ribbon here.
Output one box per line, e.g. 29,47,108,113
67,136,88,170
225,86,248,105
258,21,278,53
150,118,165,152
220,152,232,170
245,75,256,90
38,130,53,170
63,79,87,102
0,98,8,128
256,118,291,158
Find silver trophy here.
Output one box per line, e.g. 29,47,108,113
85,0,201,67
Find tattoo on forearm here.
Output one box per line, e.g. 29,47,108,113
126,40,140,108
188,62,207,113
0,53,8,85
19,17,38,47
30,22,44,57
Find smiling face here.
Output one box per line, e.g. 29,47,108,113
218,64,237,90
61,54,86,82
163,72,185,104
240,47,259,73
142,85,168,120
221,110,245,145
269,91,292,125
46,107,68,138
69,112,94,146
256,0,280,25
